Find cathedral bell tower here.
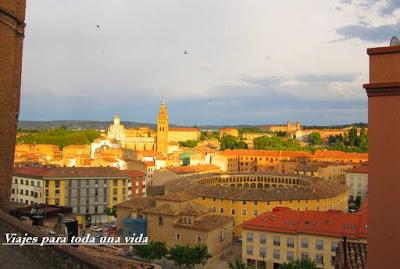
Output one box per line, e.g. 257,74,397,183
156,97,169,155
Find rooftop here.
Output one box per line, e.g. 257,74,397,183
337,241,367,269
167,164,220,174
242,206,367,239
346,165,368,174
13,166,129,179
169,127,200,132
175,215,232,231
165,173,348,201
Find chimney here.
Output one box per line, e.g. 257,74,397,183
363,38,400,269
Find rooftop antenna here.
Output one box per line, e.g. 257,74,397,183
390,36,400,46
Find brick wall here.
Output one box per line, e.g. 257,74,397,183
0,0,26,208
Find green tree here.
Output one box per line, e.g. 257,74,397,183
308,132,322,146
348,127,360,147
359,127,368,151
168,244,211,269
253,136,302,151
220,135,238,150
178,140,198,148
228,258,251,269
134,242,168,261
278,259,317,269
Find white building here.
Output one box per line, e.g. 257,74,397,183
11,168,45,205
345,165,368,202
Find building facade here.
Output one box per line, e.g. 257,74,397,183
165,173,349,236
345,165,368,202
241,207,367,269
117,193,234,257
11,167,132,224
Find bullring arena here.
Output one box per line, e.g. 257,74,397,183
165,173,349,236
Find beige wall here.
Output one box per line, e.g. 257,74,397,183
242,229,366,269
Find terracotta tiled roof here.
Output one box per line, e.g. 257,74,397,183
167,165,220,174
242,206,368,239
175,215,233,231
165,173,348,201
337,241,367,269
219,149,368,161
346,165,368,174
220,149,313,158
116,197,156,209
125,170,146,177
169,127,200,132
13,167,49,178
13,167,128,178
156,192,195,202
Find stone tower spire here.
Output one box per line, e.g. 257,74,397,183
157,97,169,155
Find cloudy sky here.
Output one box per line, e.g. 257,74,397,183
20,0,400,125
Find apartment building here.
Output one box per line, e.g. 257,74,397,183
241,207,367,269
11,166,132,224
345,165,368,202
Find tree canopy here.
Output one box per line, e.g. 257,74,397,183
220,135,248,150
168,244,211,269
253,136,302,151
178,140,198,148
17,128,101,148
134,242,168,261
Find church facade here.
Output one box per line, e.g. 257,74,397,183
107,99,200,155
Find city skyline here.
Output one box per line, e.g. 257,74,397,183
20,0,399,124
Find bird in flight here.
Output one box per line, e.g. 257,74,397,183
96,25,100,28
184,50,188,55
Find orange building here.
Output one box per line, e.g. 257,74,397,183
219,128,239,138
241,206,367,269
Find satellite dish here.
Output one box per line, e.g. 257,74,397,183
390,36,400,46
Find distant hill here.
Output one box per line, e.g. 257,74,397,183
18,120,368,131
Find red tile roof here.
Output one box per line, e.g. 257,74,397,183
125,170,146,177
347,165,368,174
13,167,128,178
242,206,368,239
167,165,220,174
169,127,200,132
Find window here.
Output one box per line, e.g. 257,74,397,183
287,251,294,261
273,236,280,247
273,249,280,260
259,234,266,244
254,201,258,205
113,179,118,187
11,189,15,194
220,208,224,214
253,210,258,216
243,201,247,205
301,238,309,248
197,236,202,243
158,216,163,226
242,209,247,216
113,188,118,195
176,233,180,240
287,238,294,248
316,239,324,251
231,209,235,215
301,252,309,261
259,247,266,258
55,181,60,188
246,246,253,256
316,254,324,265
331,241,338,252
246,232,253,242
